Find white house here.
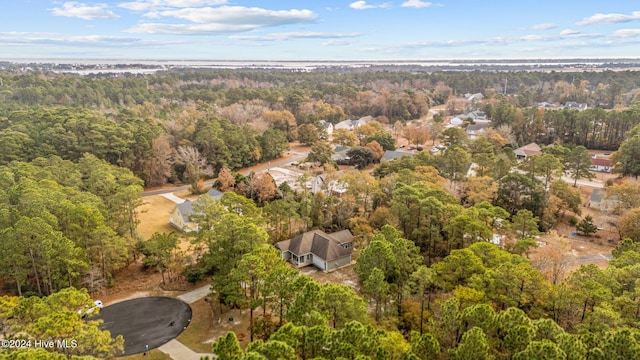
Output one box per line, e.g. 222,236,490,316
318,120,334,135
311,174,348,195
334,116,374,131
564,102,588,111
590,158,611,172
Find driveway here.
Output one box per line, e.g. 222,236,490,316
96,297,192,356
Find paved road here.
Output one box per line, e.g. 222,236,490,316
561,175,605,188
572,253,613,263
97,297,192,356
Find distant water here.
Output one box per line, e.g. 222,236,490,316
5,58,640,74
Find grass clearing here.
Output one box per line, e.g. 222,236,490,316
137,195,177,239
176,298,216,353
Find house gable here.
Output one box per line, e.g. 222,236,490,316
590,158,611,172
275,229,353,271
381,150,415,162
169,189,224,232
514,143,542,159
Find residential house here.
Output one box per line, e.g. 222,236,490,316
266,167,304,190
450,111,489,128
469,111,490,123
333,116,374,131
275,229,353,272
318,120,334,136
564,102,588,111
465,93,485,102
169,188,223,232
331,145,352,163
590,158,611,172
514,143,542,159
537,102,559,109
311,174,347,195
381,150,415,162
589,188,618,212
449,116,465,127
465,123,490,140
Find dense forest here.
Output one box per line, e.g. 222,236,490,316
2,68,640,359
1,69,640,186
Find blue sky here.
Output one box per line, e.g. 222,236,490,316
2,0,640,60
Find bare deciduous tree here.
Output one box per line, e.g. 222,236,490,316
217,166,236,192
174,146,213,190
148,135,174,187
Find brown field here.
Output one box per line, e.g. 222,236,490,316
176,298,216,353
119,349,171,360
136,195,176,240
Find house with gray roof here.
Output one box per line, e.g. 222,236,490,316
589,188,618,212
465,123,490,140
381,150,415,162
333,116,374,131
169,188,223,232
275,229,353,272
318,120,334,135
331,145,352,163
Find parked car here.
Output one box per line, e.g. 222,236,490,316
78,300,103,318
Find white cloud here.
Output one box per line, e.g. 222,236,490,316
349,1,391,10
127,6,317,34
322,40,353,46
576,11,640,26
521,29,600,42
230,31,361,41
560,29,579,36
401,0,433,8
155,6,315,24
127,23,255,34
531,23,556,30
613,29,640,38
51,2,119,20
0,33,163,48
118,0,227,11
521,34,546,41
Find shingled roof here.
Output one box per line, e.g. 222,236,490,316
275,229,352,262
175,200,194,224
514,143,542,158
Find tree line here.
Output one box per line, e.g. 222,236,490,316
0,155,142,297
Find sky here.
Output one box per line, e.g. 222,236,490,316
2,0,640,60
